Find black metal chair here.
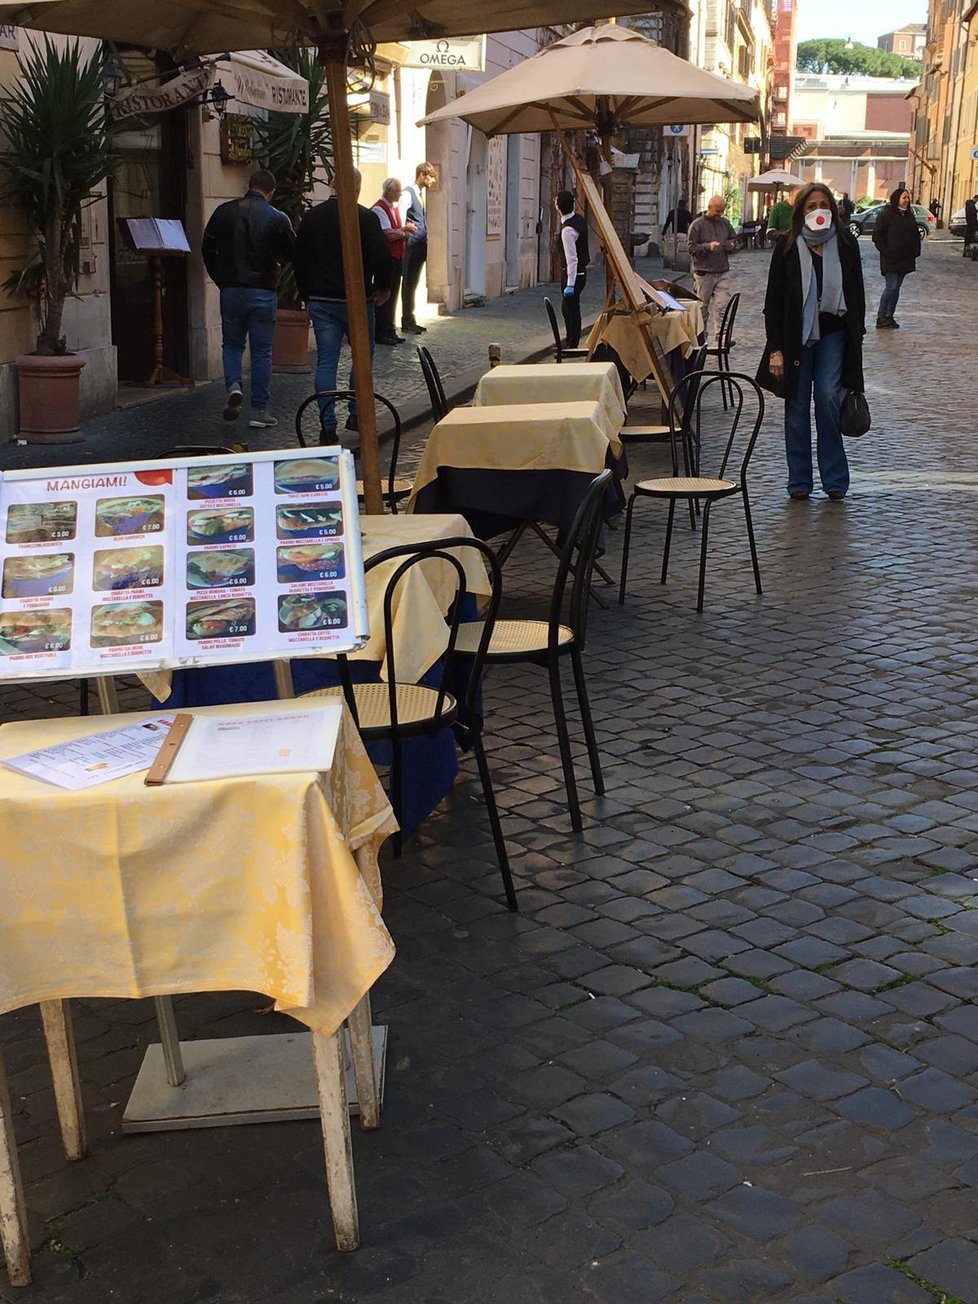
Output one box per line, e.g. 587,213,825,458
455,470,611,834
417,345,449,421
704,293,740,408
618,371,764,614
294,390,410,513
543,296,590,363
300,538,517,911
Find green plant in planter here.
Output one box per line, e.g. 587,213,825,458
0,37,117,356
255,47,333,310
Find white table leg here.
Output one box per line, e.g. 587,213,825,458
0,1041,30,1286
38,1001,86,1162
311,1030,359,1252
346,994,380,1131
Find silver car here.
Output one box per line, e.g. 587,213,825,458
848,203,936,241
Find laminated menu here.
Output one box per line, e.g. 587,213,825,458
0,448,368,681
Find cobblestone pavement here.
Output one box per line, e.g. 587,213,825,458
3,237,978,1303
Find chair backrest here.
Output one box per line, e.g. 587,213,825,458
417,345,448,421
337,537,501,736
293,390,404,511
549,469,612,653
716,293,740,352
666,370,765,485
543,296,564,362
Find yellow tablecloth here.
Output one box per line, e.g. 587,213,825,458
586,303,706,384
0,699,397,1037
473,363,626,444
408,401,620,510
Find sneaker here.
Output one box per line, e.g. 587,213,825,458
345,416,358,432
403,323,426,334
249,409,278,429
223,384,243,421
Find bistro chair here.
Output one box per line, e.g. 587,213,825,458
294,390,411,513
417,345,449,421
455,470,611,834
618,371,764,614
704,293,740,408
300,538,518,911
543,296,590,363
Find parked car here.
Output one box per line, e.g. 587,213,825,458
848,203,935,240
949,206,968,238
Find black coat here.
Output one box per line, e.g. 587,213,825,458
872,205,920,275
756,231,865,402
293,199,391,302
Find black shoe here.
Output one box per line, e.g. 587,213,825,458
828,491,847,501
345,416,358,432
377,334,404,345
403,323,426,334
318,427,337,446
889,320,900,329
876,317,898,330
789,491,811,500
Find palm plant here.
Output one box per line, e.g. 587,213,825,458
0,37,117,356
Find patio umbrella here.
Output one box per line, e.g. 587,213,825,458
747,168,804,189
0,3,683,512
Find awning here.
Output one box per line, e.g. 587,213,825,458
211,50,309,115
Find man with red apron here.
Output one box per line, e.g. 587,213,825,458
371,179,416,345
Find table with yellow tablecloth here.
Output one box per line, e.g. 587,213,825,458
473,362,626,444
586,301,706,386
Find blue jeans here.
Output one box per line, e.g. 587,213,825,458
878,271,906,321
309,299,376,432
220,287,277,411
784,330,849,496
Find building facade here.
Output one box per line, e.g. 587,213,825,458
879,25,928,59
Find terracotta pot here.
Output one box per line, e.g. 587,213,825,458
16,352,86,443
272,308,311,373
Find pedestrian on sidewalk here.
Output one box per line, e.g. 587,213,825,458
757,182,865,503
661,198,693,236
555,189,590,348
965,195,978,248
687,195,738,344
400,163,436,335
202,168,295,429
293,167,391,439
371,178,416,346
839,192,854,227
872,187,920,330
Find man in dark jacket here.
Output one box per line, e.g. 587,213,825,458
294,168,392,438
202,169,295,428
872,187,921,329
661,199,693,236
965,196,978,247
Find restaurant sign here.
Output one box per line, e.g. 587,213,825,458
112,65,212,119
401,37,485,72
0,25,18,51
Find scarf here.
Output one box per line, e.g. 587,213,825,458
797,228,845,346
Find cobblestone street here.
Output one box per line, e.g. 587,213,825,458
3,236,978,1303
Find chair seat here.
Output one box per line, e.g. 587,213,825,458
635,476,737,497
456,618,573,658
356,478,412,499
620,424,670,440
299,682,456,731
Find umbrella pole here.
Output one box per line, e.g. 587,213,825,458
319,32,384,516
599,118,615,300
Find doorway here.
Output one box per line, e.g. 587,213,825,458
464,128,488,296
505,136,521,290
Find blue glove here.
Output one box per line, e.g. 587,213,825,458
563,284,575,298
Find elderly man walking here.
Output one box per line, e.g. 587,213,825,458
687,194,738,344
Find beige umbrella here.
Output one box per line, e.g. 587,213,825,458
747,168,804,189
0,3,682,511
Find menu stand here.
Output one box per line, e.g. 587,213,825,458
117,218,194,388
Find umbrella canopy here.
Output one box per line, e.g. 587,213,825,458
422,25,758,136
747,168,805,189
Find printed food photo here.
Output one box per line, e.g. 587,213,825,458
94,496,165,537
90,600,164,647
185,597,256,640
2,553,75,599
92,546,164,592
186,548,255,590
275,504,343,538
273,458,339,495
186,464,253,500
186,507,254,544
278,592,348,632
276,542,345,584
0,608,72,655
6,501,77,544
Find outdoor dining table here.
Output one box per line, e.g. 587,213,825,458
586,300,706,387
473,361,627,443
0,697,398,1283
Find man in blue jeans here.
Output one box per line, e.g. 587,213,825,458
202,169,295,429
293,168,392,441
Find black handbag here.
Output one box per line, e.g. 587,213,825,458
840,390,871,437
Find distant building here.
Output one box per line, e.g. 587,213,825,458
791,73,913,201
770,0,797,141
878,25,927,60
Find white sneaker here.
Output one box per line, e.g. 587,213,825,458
249,409,278,429
223,385,243,421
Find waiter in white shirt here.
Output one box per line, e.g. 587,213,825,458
555,189,589,349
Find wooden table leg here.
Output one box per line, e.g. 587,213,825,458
311,1030,360,1252
0,1041,30,1286
346,993,380,1131
39,1000,86,1162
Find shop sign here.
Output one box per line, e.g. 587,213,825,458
113,65,212,119
401,37,485,72
0,26,19,51
220,115,255,165
368,91,390,125
224,58,308,114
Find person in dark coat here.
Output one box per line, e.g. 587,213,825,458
965,196,978,247
872,187,920,329
757,182,865,502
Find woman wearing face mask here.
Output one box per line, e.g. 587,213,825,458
872,188,920,329
757,184,865,502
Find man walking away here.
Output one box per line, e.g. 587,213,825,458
202,168,295,429
400,163,436,334
965,195,978,248
372,178,416,345
687,194,738,344
293,167,391,440
661,198,693,236
555,189,590,349
839,193,854,226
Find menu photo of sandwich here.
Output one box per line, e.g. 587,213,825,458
273,457,339,496
90,600,165,648
186,507,254,545
0,608,72,655
2,552,75,599
6,500,77,545
276,542,345,584
187,463,253,501
92,546,164,593
186,548,255,590
275,503,343,539
185,597,256,641
278,592,348,633
94,496,165,537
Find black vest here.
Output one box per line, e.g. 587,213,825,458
559,213,590,274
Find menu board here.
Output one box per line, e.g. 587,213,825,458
0,447,369,681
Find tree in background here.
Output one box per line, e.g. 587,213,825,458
797,39,921,79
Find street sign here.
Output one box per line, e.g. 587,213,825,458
663,124,689,137
971,147,978,160
699,147,720,156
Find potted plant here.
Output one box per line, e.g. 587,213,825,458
256,47,332,372
0,37,117,442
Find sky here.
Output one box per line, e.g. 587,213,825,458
795,0,927,47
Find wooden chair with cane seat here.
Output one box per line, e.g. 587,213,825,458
417,345,449,421
704,293,740,408
455,470,612,834
299,538,518,911
544,296,590,363
294,391,411,513
618,371,764,614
